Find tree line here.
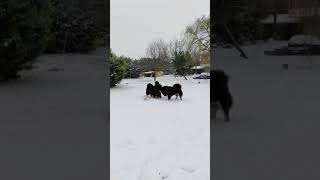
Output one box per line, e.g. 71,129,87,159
0,0,107,81
111,14,210,87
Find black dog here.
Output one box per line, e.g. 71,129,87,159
159,83,183,100
146,82,161,98
154,81,162,98
146,83,155,97
160,86,170,96
211,69,233,122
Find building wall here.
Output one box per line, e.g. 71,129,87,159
256,0,290,13
288,0,320,37
289,0,320,8
302,21,320,37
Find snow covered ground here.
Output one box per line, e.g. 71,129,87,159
212,41,320,179
111,75,210,180
0,51,107,180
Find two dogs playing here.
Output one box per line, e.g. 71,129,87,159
145,69,233,121
146,81,183,100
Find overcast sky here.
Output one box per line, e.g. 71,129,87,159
111,0,210,59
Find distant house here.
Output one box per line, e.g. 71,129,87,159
191,64,210,74
143,71,163,78
288,0,320,38
260,14,301,40
258,0,320,40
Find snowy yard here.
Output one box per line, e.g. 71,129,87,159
0,51,107,180
111,75,210,180
212,42,320,179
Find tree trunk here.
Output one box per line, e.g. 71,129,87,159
176,70,188,80
183,74,188,80
273,12,278,39
272,0,278,39
63,31,69,54
223,23,248,59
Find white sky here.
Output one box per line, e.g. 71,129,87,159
111,0,210,59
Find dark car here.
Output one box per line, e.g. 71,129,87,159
193,73,210,79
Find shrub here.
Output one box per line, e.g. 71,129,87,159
110,53,127,87
125,65,141,79
124,58,141,79
172,51,192,75
0,0,52,81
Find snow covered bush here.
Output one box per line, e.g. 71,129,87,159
110,53,127,87
0,0,52,81
125,64,141,79
124,58,141,79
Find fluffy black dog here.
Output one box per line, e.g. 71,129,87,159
146,82,161,98
160,86,170,96
159,83,183,100
154,81,162,98
146,83,155,97
211,69,233,122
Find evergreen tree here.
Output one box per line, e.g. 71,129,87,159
0,0,52,81
172,51,192,80
47,0,104,53
110,53,127,87
124,57,141,79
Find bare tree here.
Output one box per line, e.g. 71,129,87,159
185,15,210,52
184,14,211,67
146,39,169,61
169,38,185,57
214,0,248,59
145,39,169,80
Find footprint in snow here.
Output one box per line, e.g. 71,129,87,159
180,166,196,174
138,163,169,180
158,171,169,179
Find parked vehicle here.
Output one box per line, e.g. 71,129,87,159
193,73,210,79
265,35,320,56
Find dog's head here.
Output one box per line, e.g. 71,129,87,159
155,81,162,88
173,84,182,89
146,83,154,89
211,69,229,83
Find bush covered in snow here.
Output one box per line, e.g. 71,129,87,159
125,65,141,79
124,59,141,79
110,53,127,87
0,0,52,81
